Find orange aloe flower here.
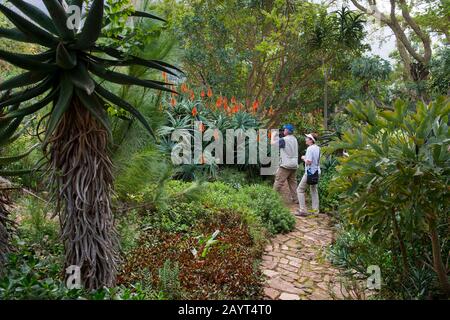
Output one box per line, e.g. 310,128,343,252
207,87,213,98
201,90,205,98
216,96,223,108
162,71,168,82
268,106,274,116
192,106,198,117
252,100,259,113
268,131,272,139
181,83,188,93
231,96,236,104
170,97,177,107
198,122,205,132
190,91,195,101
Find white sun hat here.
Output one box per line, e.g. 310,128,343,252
305,133,316,142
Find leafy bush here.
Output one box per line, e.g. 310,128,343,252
12,196,59,247
241,184,296,234
318,156,339,213
149,201,212,233
158,260,183,300
329,226,440,300
329,98,450,298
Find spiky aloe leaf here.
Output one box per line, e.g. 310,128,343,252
8,0,57,34
0,144,39,166
0,4,57,47
73,0,104,50
0,117,23,143
89,63,175,93
131,10,166,23
0,28,33,43
43,0,74,41
95,84,154,138
33,50,57,62
1,90,55,121
56,43,77,69
45,77,74,141
0,72,49,92
0,50,56,72
67,62,95,95
88,54,180,78
0,169,34,176
75,88,111,136
93,46,184,75
0,77,53,108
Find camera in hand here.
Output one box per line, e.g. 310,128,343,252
279,128,285,138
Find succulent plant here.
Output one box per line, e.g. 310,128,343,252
0,0,181,289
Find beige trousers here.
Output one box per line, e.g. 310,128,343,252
273,167,298,201
297,174,319,212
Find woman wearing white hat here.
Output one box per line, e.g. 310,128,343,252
296,133,320,216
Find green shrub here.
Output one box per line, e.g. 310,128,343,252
241,184,296,234
158,260,184,300
318,156,340,213
150,201,212,233
329,226,440,300
12,196,59,247
115,146,172,202
117,209,142,254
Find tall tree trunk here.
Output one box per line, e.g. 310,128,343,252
45,98,118,290
0,191,13,269
428,219,450,297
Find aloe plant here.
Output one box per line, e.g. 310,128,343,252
0,0,180,289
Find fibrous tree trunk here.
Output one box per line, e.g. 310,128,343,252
44,98,118,290
0,189,14,269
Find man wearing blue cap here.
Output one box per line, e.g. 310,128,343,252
272,124,299,204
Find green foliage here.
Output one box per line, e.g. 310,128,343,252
241,184,296,235
13,196,58,246
151,201,212,233
429,46,450,96
0,0,179,142
330,226,439,300
351,56,392,82
198,181,295,235
158,86,265,181
115,145,171,202
161,0,367,115
329,97,450,297
318,156,339,213
158,259,183,300
116,209,141,254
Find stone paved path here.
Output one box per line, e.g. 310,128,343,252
262,189,351,300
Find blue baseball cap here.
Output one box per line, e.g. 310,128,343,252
283,124,294,133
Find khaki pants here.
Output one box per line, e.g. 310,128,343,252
297,174,319,212
273,167,298,201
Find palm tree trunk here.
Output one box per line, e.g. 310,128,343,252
45,98,118,290
0,190,14,269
